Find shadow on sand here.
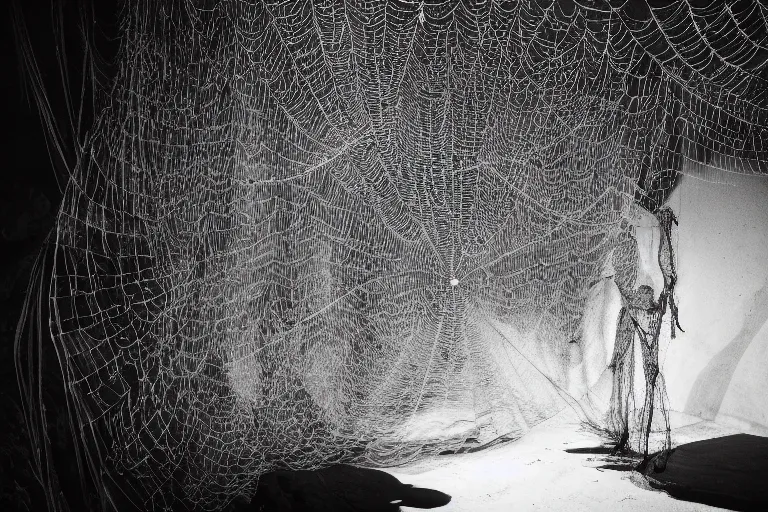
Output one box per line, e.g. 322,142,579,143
568,434,768,512
240,464,451,512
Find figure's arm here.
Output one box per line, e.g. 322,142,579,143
656,207,678,289
655,207,683,337
609,308,630,369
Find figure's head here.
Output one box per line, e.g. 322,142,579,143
635,285,655,308
655,206,677,227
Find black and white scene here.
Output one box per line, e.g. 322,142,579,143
1,0,767,511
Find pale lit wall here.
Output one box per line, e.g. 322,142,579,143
573,166,768,433
665,169,768,432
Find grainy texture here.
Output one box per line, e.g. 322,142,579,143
12,1,768,510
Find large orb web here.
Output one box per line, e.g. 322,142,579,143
47,0,767,509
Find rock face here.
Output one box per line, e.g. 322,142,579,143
249,464,451,511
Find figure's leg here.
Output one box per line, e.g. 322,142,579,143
637,332,659,460
650,376,673,472
610,360,631,455
642,363,658,460
608,309,634,453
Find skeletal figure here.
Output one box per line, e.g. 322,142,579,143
607,207,682,467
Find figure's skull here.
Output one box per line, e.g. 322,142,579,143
635,285,656,310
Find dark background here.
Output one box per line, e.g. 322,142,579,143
0,1,121,509
0,3,62,508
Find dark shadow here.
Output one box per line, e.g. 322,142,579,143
566,445,644,472
438,435,516,455
577,435,768,510
643,434,768,512
564,446,615,455
595,463,635,472
244,464,451,512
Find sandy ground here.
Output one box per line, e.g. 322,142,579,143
384,408,743,512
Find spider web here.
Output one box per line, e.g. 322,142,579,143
40,0,768,509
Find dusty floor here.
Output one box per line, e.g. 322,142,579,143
384,408,749,512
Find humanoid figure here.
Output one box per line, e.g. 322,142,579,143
607,207,681,464
607,284,657,455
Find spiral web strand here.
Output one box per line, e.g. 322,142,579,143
38,1,768,509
